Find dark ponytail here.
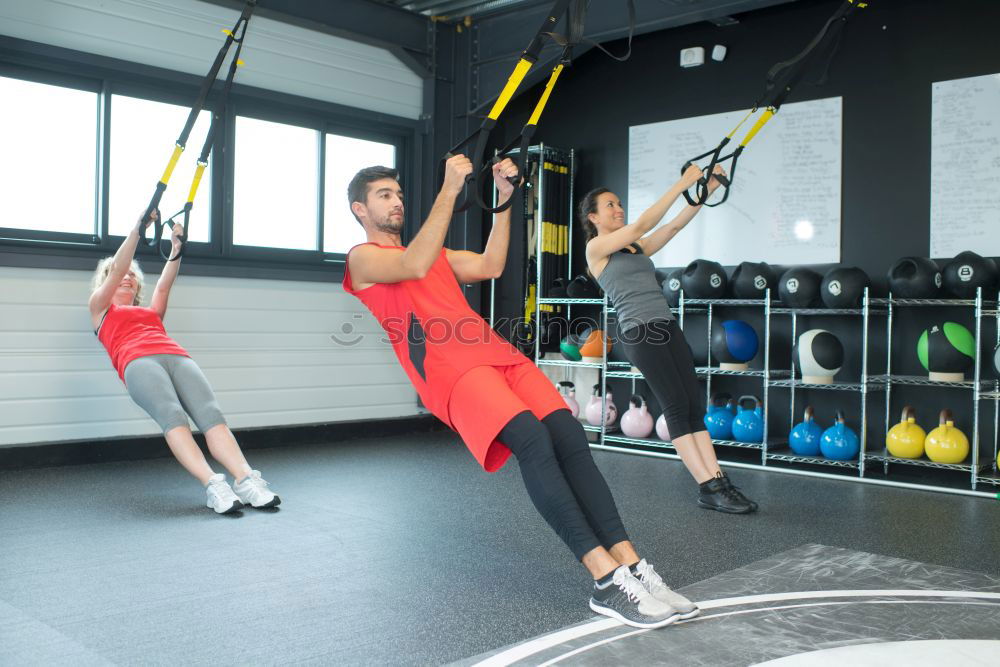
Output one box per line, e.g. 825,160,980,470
578,187,611,243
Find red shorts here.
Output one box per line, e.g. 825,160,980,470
448,362,568,472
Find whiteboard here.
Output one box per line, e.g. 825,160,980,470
628,97,842,267
931,73,1000,257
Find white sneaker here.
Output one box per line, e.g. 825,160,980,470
232,470,280,508
589,565,681,629
634,559,700,619
205,474,243,514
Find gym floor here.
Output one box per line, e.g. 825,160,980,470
2,432,999,665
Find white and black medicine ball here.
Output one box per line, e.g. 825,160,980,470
731,261,776,299
887,257,942,298
942,251,998,298
821,266,870,308
661,268,683,306
794,329,844,382
778,267,822,308
680,259,727,299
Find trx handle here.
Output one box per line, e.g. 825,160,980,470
141,0,256,251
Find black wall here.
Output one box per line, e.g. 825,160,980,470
487,0,1000,471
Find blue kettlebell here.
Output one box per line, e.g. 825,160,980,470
820,410,860,460
731,395,764,443
789,406,823,456
703,393,735,440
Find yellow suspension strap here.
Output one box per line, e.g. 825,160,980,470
681,0,871,208
141,0,256,260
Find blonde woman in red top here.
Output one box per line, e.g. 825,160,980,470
89,212,279,514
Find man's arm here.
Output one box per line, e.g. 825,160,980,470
348,155,472,286
446,158,519,284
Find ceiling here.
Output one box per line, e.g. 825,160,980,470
376,0,545,19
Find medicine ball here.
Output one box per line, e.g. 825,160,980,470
917,322,975,375
661,268,683,306
821,266,870,308
942,251,998,298
887,257,942,298
711,320,759,364
559,336,582,361
794,329,844,383
731,261,776,299
680,259,727,299
778,267,822,308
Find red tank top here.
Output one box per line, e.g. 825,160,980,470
343,244,528,427
96,304,189,382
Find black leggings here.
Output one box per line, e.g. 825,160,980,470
620,319,706,440
499,409,629,561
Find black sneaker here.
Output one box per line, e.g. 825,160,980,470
589,565,681,629
698,475,754,514
719,473,758,512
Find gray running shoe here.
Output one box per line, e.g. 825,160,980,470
589,565,681,629
633,559,699,619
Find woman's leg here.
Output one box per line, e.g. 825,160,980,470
124,356,215,484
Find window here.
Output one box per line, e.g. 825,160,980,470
109,95,211,242
0,76,97,235
233,116,319,250
324,135,396,254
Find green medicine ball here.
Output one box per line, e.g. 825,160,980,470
560,337,582,362
917,322,976,374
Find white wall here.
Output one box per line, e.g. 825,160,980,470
0,266,419,447
0,0,424,119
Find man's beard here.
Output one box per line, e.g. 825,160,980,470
373,213,403,235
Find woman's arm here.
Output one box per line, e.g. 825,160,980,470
88,213,153,321
150,223,184,319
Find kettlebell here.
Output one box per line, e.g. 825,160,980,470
703,393,735,440
731,395,764,443
885,406,925,459
550,277,569,298
585,384,618,427
567,274,601,299
655,413,671,441
819,411,860,460
924,409,969,464
789,406,823,456
621,394,654,439
557,381,579,418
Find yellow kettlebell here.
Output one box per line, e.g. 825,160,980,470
886,406,925,459
924,409,969,464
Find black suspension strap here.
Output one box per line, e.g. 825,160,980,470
681,0,870,208
444,0,635,214
141,0,256,261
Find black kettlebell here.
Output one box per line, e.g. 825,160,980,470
661,268,683,306
821,266,870,308
778,267,822,308
567,274,600,299
680,259,727,299
887,257,941,298
731,261,776,299
550,277,569,298
942,251,998,298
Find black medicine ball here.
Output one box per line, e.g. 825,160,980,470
887,257,942,298
661,268,683,306
821,266,870,308
731,261,776,299
680,259,727,299
778,267,822,308
942,251,998,298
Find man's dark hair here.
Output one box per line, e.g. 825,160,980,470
347,166,400,225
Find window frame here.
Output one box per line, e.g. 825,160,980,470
0,35,421,282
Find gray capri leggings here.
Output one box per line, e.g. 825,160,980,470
123,354,226,434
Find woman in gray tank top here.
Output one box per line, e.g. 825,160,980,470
582,164,757,514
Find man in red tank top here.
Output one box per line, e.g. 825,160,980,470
341,157,694,629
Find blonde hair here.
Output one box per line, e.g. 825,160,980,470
92,257,145,306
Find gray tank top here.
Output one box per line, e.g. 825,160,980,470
594,245,674,332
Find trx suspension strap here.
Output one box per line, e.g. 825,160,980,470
445,0,634,214
141,0,256,261
681,0,870,208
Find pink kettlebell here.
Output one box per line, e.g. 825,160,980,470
585,384,618,426
655,414,671,441
558,381,579,418
621,395,654,438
